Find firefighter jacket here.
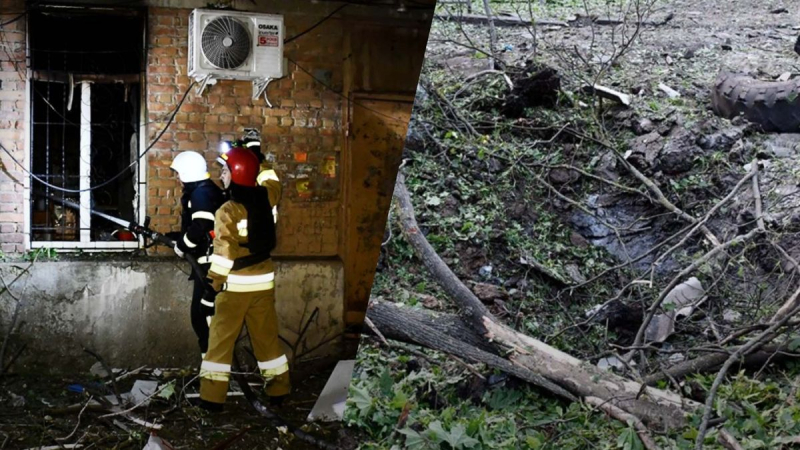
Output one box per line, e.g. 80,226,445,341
207,167,281,293
177,179,225,266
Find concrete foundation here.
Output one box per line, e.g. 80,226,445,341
0,257,344,374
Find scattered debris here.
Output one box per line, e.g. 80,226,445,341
184,392,244,398
597,356,627,371
142,433,174,450
582,84,632,106
644,277,705,343
90,361,110,378
722,309,742,323
658,83,681,99
471,282,507,303
8,391,25,408
564,264,586,284
123,380,159,406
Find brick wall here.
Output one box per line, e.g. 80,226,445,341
0,4,347,256
0,4,430,259
145,7,344,256
0,0,27,254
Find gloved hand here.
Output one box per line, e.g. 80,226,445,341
206,275,225,293
173,243,185,258
165,231,182,242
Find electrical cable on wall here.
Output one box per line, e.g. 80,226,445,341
284,3,349,44
6,4,423,195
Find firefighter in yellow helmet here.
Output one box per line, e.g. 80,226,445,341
198,145,289,411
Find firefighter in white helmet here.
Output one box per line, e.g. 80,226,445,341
198,145,289,412
168,151,225,359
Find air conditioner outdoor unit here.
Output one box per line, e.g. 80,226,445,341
188,9,288,102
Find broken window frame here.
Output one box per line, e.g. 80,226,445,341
23,5,148,251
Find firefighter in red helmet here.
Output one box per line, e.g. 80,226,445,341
198,146,289,411
218,136,280,223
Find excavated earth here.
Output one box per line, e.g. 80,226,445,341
427,0,800,279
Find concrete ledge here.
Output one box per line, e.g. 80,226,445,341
0,259,344,374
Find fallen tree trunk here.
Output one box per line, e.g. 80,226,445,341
367,300,575,400
374,299,496,353
391,173,700,431
393,174,493,332
433,13,568,27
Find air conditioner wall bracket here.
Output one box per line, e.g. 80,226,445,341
196,74,217,96
253,77,276,107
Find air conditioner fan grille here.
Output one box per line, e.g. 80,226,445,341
201,16,251,70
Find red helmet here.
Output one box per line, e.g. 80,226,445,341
220,146,259,187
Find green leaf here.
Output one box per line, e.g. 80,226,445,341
788,338,800,352
446,424,480,449
427,421,449,444
379,369,394,397
616,426,643,450
526,436,542,449
390,391,408,409
349,384,373,412
398,428,435,450
484,389,523,410
157,380,176,400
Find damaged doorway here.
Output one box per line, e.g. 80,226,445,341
27,6,144,249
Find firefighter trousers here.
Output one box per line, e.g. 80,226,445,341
199,288,291,404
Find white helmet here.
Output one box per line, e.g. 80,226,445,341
170,151,209,183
